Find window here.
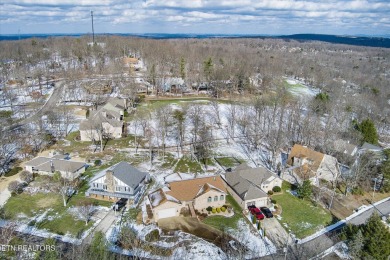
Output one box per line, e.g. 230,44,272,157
207,197,212,202
116,187,120,191
220,195,224,201
103,185,107,190
214,196,218,202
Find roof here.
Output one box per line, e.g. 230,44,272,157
80,98,125,131
25,157,51,167
106,97,126,110
225,164,273,200
287,144,324,172
361,142,382,151
123,57,139,64
166,175,226,201
148,188,180,208
333,139,357,156
91,162,148,188
25,157,85,173
79,112,123,131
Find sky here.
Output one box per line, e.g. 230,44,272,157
0,0,389,36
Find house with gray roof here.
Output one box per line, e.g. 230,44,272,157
224,164,282,209
25,155,85,180
80,97,126,141
86,162,149,203
333,139,358,157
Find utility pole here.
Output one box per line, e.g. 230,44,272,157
372,178,377,201
91,11,95,44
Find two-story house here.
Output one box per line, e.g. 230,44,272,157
287,144,340,183
80,97,127,141
224,164,282,209
86,161,149,203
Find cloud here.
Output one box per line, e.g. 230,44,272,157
0,0,389,35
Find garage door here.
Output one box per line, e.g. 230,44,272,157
157,208,176,220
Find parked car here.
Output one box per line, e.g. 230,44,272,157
260,207,274,218
113,198,128,211
247,205,257,211
250,207,265,220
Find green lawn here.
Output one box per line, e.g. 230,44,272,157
3,189,110,237
202,194,243,231
174,156,203,173
3,193,63,219
35,212,93,237
273,182,333,238
160,153,178,169
214,157,241,169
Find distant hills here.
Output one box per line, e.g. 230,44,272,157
1,33,389,48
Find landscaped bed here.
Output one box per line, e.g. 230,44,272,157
202,194,243,231
272,181,333,238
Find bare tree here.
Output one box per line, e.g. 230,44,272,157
77,202,95,225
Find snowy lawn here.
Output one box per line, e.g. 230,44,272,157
272,182,333,238
3,190,110,237
3,193,87,236
203,194,243,230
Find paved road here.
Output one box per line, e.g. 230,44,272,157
4,80,65,131
348,198,390,225
290,198,390,259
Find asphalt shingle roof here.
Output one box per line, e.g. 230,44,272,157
108,162,148,188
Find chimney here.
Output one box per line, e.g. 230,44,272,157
105,170,114,192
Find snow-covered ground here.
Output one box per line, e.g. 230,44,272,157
285,77,320,98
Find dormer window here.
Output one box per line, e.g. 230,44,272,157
207,197,212,202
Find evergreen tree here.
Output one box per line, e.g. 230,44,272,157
87,231,110,260
356,118,379,145
361,213,390,259
179,57,186,79
297,180,312,200
203,57,213,81
348,229,364,259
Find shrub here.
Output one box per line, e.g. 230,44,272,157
252,216,257,224
4,167,22,177
216,207,221,213
20,171,33,183
221,206,226,212
267,190,274,195
206,206,213,213
8,181,20,193
272,186,281,192
94,160,102,166
351,187,364,195
145,229,160,242
274,205,278,209
211,208,216,214
271,199,277,204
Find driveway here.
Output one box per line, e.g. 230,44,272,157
82,208,119,245
263,217,290,247
0,173,21,206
